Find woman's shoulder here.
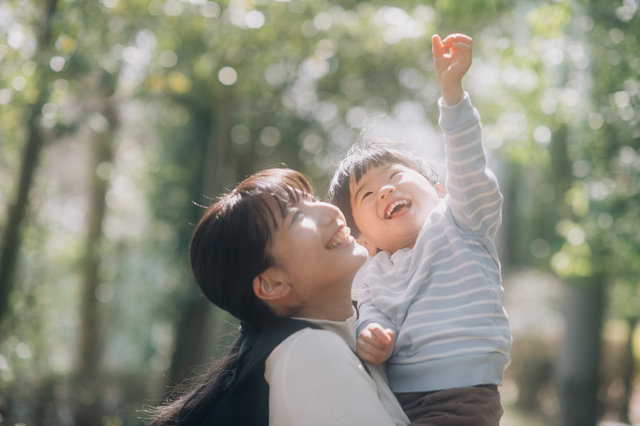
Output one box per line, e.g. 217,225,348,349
270,327,349,360
265,327,402,426
265,327,363,376
264,327,379,409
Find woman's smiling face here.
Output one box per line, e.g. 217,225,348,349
349,163,444,253
267,196,368,308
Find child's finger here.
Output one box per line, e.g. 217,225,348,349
356,347,377,364
365,336,387,351
442,33,473,47
359,328,373,340
366,323,385,334
384,328,396,343
452,42,472,53
358,340,383,356
370,326,392,344
431,34,444,59
358,344,386,365
358,340,384,359
359,329,385,349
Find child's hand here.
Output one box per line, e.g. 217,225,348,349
356,323,396,365
432,33,473,106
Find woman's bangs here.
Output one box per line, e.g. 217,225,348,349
264,169,314,220
239,168,315,232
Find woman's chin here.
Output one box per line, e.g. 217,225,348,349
353,243,369,263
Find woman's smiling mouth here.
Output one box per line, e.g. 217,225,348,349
326,226,351,249
385,199,412,219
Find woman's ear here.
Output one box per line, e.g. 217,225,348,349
356,237,378,257
435,183,445,198
253,268,291,301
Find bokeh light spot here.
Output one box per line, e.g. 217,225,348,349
160,50,178,68
246,10,265,28
50,56,65,72
218,67,238,85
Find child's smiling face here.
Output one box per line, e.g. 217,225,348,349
349,163,445,253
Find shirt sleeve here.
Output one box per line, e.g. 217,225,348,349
438,93,503,239
357,277,397,338
266,329,400,426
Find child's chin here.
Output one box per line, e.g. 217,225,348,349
397,228,423,248
397,221,423,236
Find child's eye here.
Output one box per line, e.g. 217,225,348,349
362,191,372,200
390,171,401,180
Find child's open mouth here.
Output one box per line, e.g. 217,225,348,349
385,199,411,219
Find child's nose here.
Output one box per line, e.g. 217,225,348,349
378,185,395,200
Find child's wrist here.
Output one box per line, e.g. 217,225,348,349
440,82,464,106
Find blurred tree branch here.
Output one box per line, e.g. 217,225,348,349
73,73,119,426
0,0,59,324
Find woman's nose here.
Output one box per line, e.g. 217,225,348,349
315,201,342,226
378,185,395,201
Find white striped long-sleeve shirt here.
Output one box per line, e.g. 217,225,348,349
356,94,511,393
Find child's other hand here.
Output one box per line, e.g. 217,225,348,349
356,323,396,365
432,33,473,106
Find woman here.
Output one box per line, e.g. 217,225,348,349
147,168,409,426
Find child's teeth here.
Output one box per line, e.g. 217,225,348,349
386,200,408,218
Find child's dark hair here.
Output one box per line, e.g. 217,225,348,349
327,139,439,237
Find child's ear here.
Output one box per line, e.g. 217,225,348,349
356,237,378,257
435,183,446,198
253,268,291,301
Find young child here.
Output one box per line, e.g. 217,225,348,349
328,34,511,426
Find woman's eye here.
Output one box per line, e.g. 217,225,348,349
291,210,304,225
390,171,401,179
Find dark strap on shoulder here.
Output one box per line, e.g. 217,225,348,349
237,318,371,379
233,318,322,390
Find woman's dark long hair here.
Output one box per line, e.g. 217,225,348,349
146,168,314,426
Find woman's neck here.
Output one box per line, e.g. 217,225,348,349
296,301,354,322
293,280,355,322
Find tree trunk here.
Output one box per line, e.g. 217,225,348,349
557,278,606,426
73,90,118,426
619,316,637,423
0,0,58,324
168,95,232,383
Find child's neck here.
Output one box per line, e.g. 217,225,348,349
389,241,416,254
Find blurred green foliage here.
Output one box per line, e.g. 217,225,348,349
0,0,639,424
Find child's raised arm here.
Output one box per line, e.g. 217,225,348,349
432,33,473,106
434,33,503,240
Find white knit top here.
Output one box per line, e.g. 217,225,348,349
265,310,409,426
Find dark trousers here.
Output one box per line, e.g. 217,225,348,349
396,385,503,426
